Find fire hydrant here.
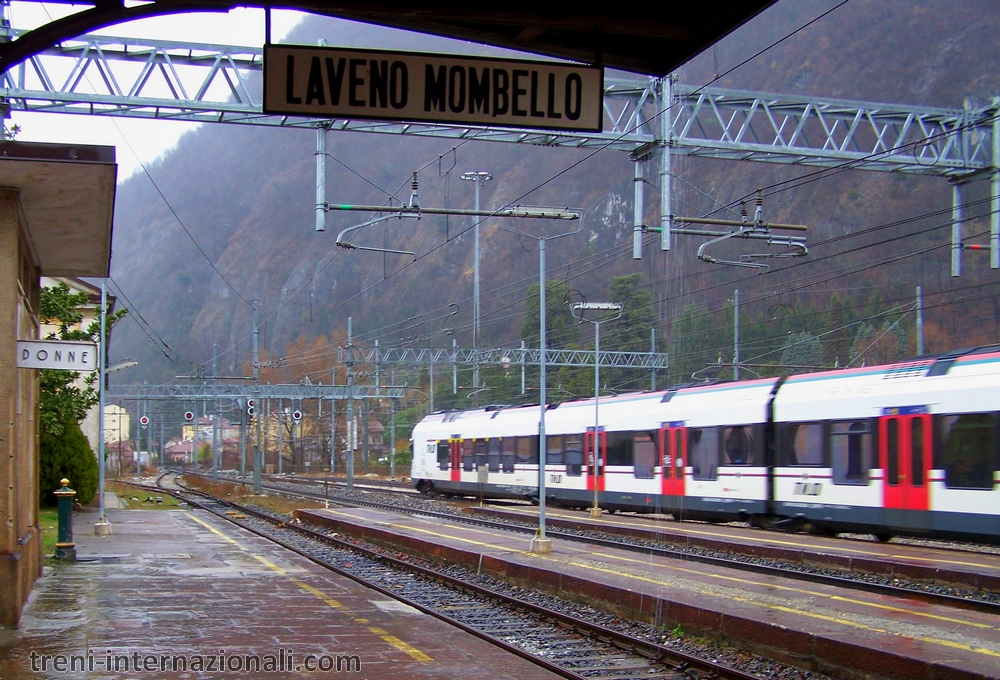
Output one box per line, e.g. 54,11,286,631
54,478,77,561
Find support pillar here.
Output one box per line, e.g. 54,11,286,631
632,156,645,260
952,182,964,278
316,125,327,231
659,75,673,252
992,97,999,269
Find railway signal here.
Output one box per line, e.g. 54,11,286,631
292,410,302,423
139,415,149,428
184,411,194,421
247,399,255,417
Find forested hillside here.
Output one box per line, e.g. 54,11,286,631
108,0,1000,407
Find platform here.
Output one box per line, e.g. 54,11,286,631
469,504,1000,592
0,507,561,679
298,506,1000,680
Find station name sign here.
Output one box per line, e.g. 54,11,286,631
17,340,97,371
263,45,604,132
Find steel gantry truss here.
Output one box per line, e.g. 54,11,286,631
1,29,993,176
339,345,669,370
4,29,995,275
105,383,404,400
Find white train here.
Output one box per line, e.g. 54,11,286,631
410,346,1000,542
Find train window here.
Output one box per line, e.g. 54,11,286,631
722,426,753,466
634,431,656,479
546,435,565,465
501,438,516,473
516,436,539,465
474,440,488,471
788,423,824,467
605,431,633,466
437,441,450,471
911,419,924,487
565,434,584,476
487,438,501,473
463,439,475,471
939,413,997,490
831,420,872,485
689,427,719,481
886,420,899,486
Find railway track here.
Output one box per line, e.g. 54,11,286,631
197,469,1000,615
261,470,1000,559
146,472,775,680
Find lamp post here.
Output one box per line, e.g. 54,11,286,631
506,212,583,554
571,302,623,519
460,171,492,403
95,279,111,536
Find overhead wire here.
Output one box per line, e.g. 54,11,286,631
287,1,854,341
106,277,180,365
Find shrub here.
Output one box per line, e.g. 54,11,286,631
39,418,98,507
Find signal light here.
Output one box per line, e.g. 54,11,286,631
184,411,194,421
292,410,302,422
247,398,255,416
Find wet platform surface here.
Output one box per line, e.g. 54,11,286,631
300,506,1000,680
0,507,561,679
470,504,1000,591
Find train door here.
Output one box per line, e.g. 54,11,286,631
879,411,931,513
660,425,686,497
450,439,462,482
585,428,607,492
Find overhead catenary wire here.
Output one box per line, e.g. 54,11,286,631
216,0,995,375
282,1,854,340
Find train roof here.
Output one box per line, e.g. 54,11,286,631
775,345,1000,420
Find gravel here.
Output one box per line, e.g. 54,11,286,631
259,476,1000,605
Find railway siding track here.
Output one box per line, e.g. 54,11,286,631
145,473,780,680
224,471,1000,614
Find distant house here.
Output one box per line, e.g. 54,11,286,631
105,439,135,474
164,439,193,464
182,414,238,444
40,276,117,456
104,403,130,444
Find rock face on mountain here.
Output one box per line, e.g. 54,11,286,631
109,0,1000,386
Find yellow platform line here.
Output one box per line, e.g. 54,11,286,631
185,511,433,663
577,555,1000,659
589,551,996,631
322,513,1000,659
508,506,998,569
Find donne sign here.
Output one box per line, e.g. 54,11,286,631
263,45,603,132
17,340,97,371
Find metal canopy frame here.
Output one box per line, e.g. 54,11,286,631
0,1,776,78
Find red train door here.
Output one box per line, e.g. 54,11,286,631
585,429,607,492
450,439,462,482
879,410,931,512
660,424,686,496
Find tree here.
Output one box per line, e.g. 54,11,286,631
39,283,125,499
39,417,98,506
39,282,126,438
519,280,581,350
823,293,854,368
781,332,824,373
602,273,658,392
851,320,907,366
603,273,657,352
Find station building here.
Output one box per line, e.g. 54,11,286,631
0,141,116,627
